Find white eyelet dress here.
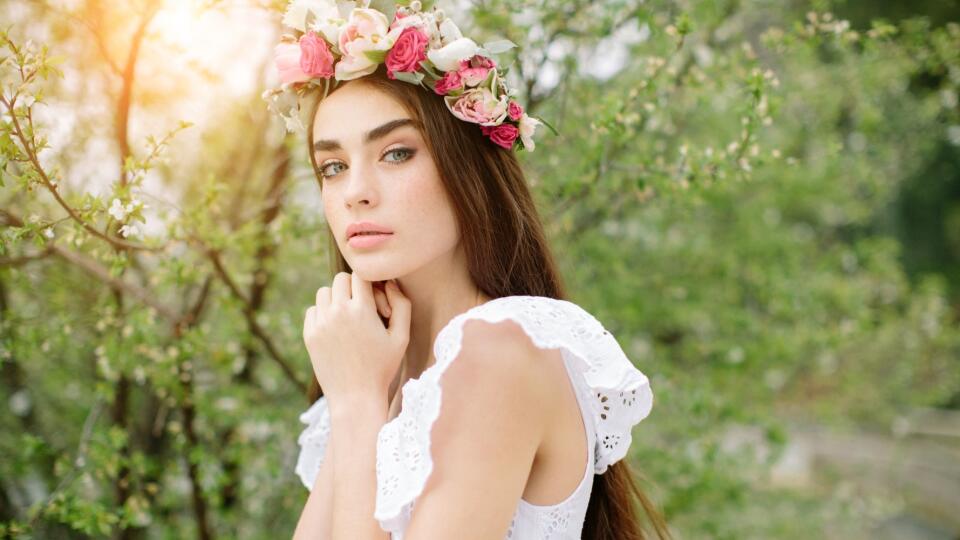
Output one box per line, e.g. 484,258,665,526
294,295,654,539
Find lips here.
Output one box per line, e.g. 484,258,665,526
346,221,394,240
347,231,393,249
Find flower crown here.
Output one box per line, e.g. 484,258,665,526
261,0,555,152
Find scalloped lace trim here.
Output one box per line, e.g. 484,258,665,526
295,395,331,491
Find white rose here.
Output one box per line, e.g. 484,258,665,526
518,113,542,151
426,37,479,71
282,0,340,32
335,8,394,80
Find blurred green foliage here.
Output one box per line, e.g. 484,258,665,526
2,0,959,538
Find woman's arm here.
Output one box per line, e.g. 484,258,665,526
292,429,335,540
401,319,547,539
329,395,391,540
295,368,403,539
291,397,389,540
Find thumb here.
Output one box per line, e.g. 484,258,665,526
384,280,411,337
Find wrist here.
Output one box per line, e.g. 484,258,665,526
328,391,389,422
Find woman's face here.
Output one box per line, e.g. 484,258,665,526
312,81,460,283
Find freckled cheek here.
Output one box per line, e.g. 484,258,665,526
320,191,345,243
392,170,455,244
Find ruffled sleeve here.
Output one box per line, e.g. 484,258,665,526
294,395,331,491
373,295,654,536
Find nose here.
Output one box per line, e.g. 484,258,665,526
343,164,379,209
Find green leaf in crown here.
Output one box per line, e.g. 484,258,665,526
482,39,517,55
363,49,389,64
367,0,396,22
392,70,425,85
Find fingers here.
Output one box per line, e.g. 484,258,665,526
350,272,374,306
331,272,351,304
315,286,330,307
373,282,392,318
383,280,411,338
303,305,314,337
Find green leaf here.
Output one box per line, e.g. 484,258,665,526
675,12,693,35
363,49,388,64
368,0,396,22
482,39,517,54
392,70,424,85
418,59,441,78
533,115,559,136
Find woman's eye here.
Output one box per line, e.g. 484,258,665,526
319,147,415,180
384,147,414,163
320,161,346,179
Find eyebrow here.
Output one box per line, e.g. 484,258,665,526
313,118,422,152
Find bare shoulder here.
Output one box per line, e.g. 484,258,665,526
449,317,565,418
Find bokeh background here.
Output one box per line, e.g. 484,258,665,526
2,0,959,538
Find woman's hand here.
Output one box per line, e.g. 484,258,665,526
303,272,411,403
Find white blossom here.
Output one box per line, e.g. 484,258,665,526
119,223,142,238
108,198,128,221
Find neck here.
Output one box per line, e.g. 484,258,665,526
392,243,491,380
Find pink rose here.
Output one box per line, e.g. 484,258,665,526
299,32,335,79
480,123,519,149
385,27,429,80
458,54,496,86
507,100,523,121
274,41,311,85
447,87,508,125
433,70,463,95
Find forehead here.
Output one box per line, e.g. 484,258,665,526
312,82,411,143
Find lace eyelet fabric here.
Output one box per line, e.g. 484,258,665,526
295,295,654,539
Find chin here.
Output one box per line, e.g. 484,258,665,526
347,264,399,284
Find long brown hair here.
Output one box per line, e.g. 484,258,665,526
303,64,671,540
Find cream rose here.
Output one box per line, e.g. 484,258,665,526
444,86,509,126
336,8,395,80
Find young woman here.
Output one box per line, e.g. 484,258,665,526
268,2,669,538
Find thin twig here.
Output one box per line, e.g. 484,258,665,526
27,397,107,529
